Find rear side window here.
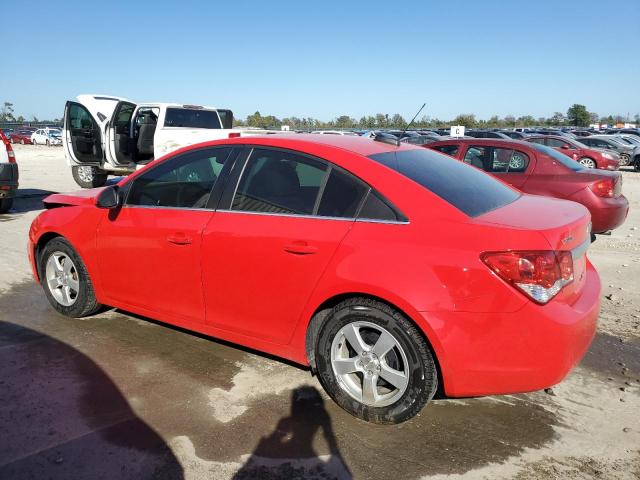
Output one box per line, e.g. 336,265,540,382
358,191,401,222
232,149,327,215
431,145,459,156
164,108,222,129
317,168,368,218
368,148,520,217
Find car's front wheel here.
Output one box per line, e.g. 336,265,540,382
72,165,108,188
40,237,101,317
315,298,438,424
578,157,597,169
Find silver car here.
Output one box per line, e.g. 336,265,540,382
579,135,637,167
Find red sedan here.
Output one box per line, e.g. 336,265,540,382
526,135,620,170
28,135,600,424
9,129,34,145
427,138,628,234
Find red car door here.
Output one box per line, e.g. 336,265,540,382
201,147,361,344
96,147,233,324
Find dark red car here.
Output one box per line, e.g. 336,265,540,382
525,135,619,170
9,129,34,145
426,138,628,233
29,135,600,424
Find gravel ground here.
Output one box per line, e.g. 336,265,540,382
0,144,638,480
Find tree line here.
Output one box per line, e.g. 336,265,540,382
2,101,636,130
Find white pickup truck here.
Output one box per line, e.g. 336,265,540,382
63,95,236,188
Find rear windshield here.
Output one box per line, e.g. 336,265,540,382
164,108,222,129
368,148,520,217
530,143,584,171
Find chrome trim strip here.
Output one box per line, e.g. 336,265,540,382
215,209,409,224
571,236,590,260
122,205,215,212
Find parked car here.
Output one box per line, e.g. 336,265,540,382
1,128,13,141
311,130,359,136
525,135,620,170
0,130,18,213
465,130,511,139
604,135,640,170
500,130,530,140
63,94,236,188
31,128,62,146
578,135,636,167
9,130,34,145
426,138,628,233
29,134,599,424
569,130,592,137
605,128,640,137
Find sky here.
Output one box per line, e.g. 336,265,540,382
1,0,639,122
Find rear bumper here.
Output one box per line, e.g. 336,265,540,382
422,261,600,398
0,162,19,198
567,189,629,233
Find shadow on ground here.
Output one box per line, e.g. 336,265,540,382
0,320,184,479
0,279,591,479
0,188,55,218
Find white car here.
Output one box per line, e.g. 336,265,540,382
31,128,62,146
63,94,236,188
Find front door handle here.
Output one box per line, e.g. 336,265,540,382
167,234,192,245
284,241,317,255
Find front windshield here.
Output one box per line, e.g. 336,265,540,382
531,144,585,171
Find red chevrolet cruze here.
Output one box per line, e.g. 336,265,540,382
426,138,628,234
28,135,600,424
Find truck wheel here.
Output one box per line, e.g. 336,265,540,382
0,197,13,213
72,166,108,189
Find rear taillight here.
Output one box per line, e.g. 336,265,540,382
228,132,241,138
590,177,620,198
481,250,574,304
1,135,15,163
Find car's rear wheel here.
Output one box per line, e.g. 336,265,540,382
315,298,437,424
578,157,596,169
0,197,13,213
46,139,50,146
33,138,37,145
40,237,101,317
72,165,108,188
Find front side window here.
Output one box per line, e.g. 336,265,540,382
127,147,232,208
463,146,487,169
232,149,327,215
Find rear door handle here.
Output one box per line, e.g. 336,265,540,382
167,234,192,245
284,241,318,255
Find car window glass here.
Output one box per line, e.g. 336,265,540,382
232,149,327,215
490,148,529,173
317,168,368,218
358,191,400,222
432,145,459,156
529,137,546,145
547,138,567,148
164,108,221,129
463,146,487,169
127,147,232,208
68,104,94,129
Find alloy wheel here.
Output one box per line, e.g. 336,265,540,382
45,251,79,306
330,321,409,407
77,166,94,183
578,157,596,168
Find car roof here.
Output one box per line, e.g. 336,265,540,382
216,133,421,157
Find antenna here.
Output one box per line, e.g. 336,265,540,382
397,103,426,146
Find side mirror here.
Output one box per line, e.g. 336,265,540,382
96,186,122,209
561,144,571,149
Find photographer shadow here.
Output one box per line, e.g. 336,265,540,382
233,386,352,480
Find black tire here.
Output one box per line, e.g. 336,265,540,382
20,139,25,145
0,197,13,213
634,157,640,172
72,165,108,188
39,237,101,318
46,139,50,146
32,138,37,145
315,298,437,424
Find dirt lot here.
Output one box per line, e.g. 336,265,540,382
1,144,639,480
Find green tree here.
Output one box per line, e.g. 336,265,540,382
390,113,406,129
550,112,565,126
452,114,476,128
1,102,15,122
566,104,590,127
